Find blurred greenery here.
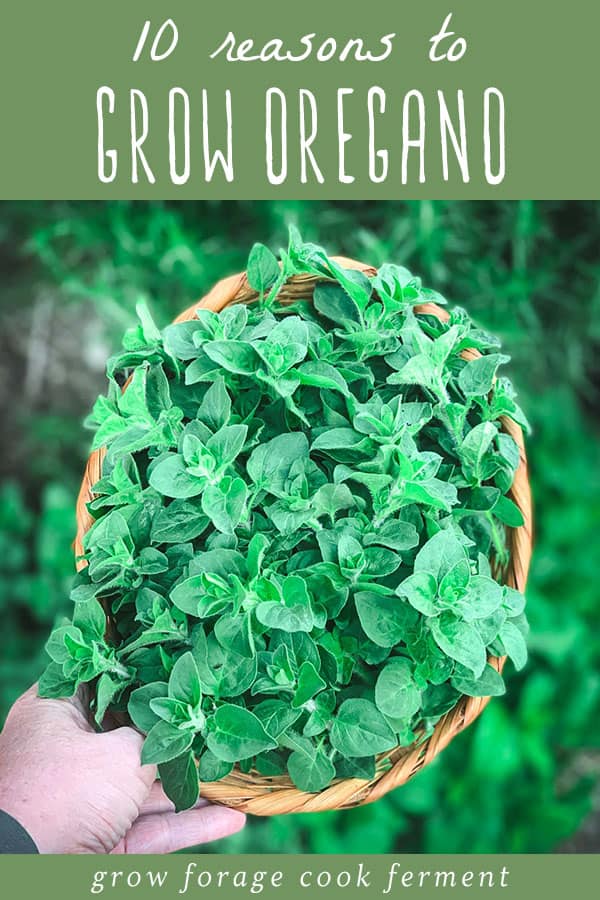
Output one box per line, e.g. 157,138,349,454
0,200,599,852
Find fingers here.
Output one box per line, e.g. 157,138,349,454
139,781,210,816
116,805,246,854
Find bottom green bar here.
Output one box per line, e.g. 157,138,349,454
0,854,596,900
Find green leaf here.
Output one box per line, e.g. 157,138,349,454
256,591,314,633
197,378,232,431
168,651,202,706
312,484,355,520
45,625,83,665
128,682,168,732
295,361,350,396
253,700,302,738
150,696,189,725
149,454,203,499
439,559,471,599
451,663,506,697
214,612,254,658
204,341,259,375
247,243,280,294
429,613,487,677
135,301,162,344
335,755,376,781
263,316,308,365
458,354,510,397
150,499,209,543
184,355,221,386
72,598,106,641
95,672,127,725
141,720,195,765
330,699,397,758
159,752,199,812
387,353,441,394
313,283,362,326
364,520,419,552
202,476,248,534
498,621,528,670
207,423,248,468
220,304,249,339
397,572,438,616
287,746,336,793
461,576,504,621
292,661,327,708
375,658,422,719
38,662,75,699
247,432,309,491
414,531,467,582
189,548,246,580
502,587,526,617
460,422,498,484
206,704,277,762
198,749,233,782
312,427,367,453
163,320,205,360
493,495,525,527
355,591,418,647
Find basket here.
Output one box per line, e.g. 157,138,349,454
75,256,533,815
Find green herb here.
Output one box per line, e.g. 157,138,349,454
40,229,529,811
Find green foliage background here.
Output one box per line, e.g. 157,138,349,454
0,200,599,852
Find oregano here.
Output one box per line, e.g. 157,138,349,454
40,230,529,811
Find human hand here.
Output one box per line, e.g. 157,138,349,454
0,685,246,854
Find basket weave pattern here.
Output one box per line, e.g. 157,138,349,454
75,257,533,815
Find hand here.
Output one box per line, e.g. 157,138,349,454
0,685,246,854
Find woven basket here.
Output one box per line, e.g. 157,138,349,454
75,256,533,816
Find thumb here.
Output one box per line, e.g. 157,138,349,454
98,725,157,787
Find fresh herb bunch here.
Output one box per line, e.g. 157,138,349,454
39,229,529,812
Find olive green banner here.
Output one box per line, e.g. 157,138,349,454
0,854,598,899
0,0,598,198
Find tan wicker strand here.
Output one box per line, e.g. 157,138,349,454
75,256,533,815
